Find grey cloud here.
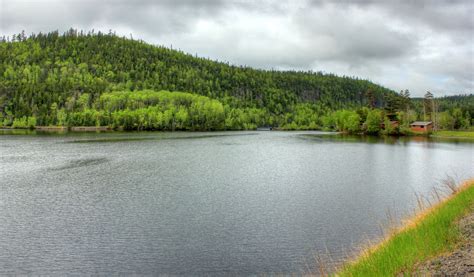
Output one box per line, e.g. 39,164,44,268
294,5,418,63
309,0,474,33
1,0,228,36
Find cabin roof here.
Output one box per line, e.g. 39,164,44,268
410,121,433,126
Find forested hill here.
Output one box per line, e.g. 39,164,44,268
0,30,398,125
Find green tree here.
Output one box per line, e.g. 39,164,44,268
423,91,434,121
452,108,463,129
0,30,401,128
438,111,453,130
346,112,361,133
461,111,471,129
365,109,382,134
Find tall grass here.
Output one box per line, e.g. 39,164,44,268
336,178,474,276
432,130,474,139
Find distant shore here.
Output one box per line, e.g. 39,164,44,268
2,126,474,141
2,126,112,132
2,125,474,147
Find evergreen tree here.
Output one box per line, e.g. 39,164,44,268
423,91,434,121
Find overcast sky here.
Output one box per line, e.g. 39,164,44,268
1,0,473,96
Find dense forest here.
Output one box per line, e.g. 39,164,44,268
0,29,472,133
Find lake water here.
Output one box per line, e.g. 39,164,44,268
1,131,473,275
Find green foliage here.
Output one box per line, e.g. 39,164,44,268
11,116,36,129
365,109,382,134
384,93,402,114
462,112,471,129
0,30,397,127
27,116,37,128
412,95,474,129
321,114,334,131
451,108,464,129
439,111,455,130
346,113,362,133
280,103,320,130
331,110,361,133
437,95,474,119
437,109,471,130
338,182,474,276
1,30,471,134
381,117,396,135
61,90,270,131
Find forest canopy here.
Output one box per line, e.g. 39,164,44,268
0,30,395,123
0,29,472,133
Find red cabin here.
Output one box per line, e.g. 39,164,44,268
410,121,433,133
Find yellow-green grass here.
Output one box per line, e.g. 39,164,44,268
431,130,474,139
337,179,474,276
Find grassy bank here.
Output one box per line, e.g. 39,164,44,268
431,130,474,139
336,179,474,276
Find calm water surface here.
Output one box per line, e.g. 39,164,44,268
1,131,473,275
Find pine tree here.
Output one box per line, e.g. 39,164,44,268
423,91,434,121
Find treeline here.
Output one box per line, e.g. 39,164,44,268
411,93,473,130
412,94,474,117
7,89,472,134
6,90,318,131
0,29,398,126
4,90,447,135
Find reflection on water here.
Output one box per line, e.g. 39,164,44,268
67,132,257,143
0,130,472,275
301,133,474,145
49,158,110,171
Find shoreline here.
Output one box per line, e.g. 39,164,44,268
1,125,472,136
336,178,474,276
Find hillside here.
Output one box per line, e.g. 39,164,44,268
0,29,400,129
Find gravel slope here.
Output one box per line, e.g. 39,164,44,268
417,211,474,276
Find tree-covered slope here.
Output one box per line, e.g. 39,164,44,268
0,29,398,126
